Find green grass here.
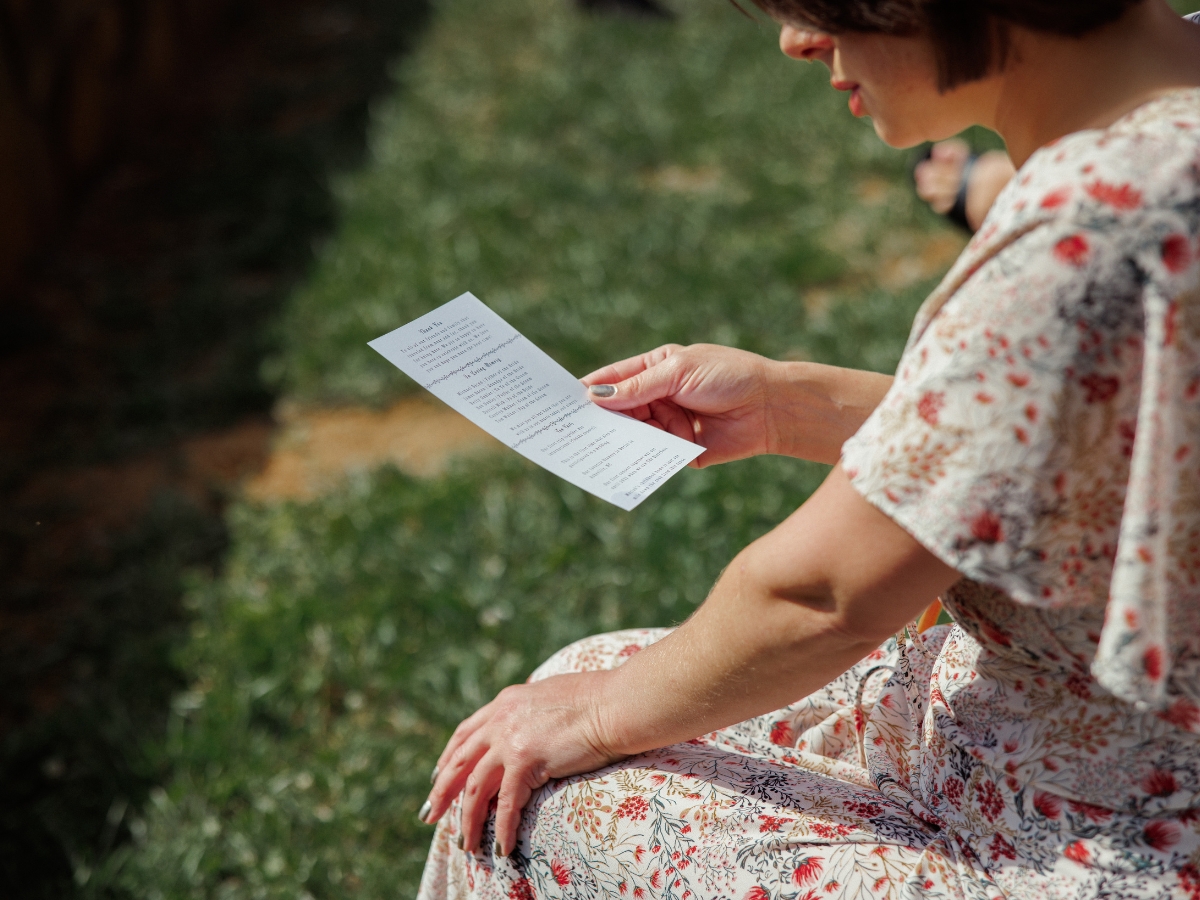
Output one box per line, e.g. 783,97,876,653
268,0,947,406
114,455,829,898
108,0,955,895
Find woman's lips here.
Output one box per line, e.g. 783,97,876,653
848,88,864,117
831,80,865,117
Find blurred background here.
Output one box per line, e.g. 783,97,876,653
1,0,1196,897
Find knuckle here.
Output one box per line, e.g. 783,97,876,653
495,685,522,709
506,738,533,766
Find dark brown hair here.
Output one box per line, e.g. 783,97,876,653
747,0,1144,90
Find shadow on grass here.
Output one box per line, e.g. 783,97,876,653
0,0,429,894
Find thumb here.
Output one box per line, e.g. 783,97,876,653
586,357,686,411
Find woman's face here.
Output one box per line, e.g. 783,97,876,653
779,25,995,148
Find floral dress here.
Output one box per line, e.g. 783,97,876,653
417,89,1200,900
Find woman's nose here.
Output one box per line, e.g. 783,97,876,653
779,25,834,61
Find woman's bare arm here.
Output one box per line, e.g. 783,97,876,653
594,465,957,757
581,344,894,467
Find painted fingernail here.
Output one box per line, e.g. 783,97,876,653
494,839,507,858
418,800,432,823
588,384,616,398
456,833,465,851
430,765,439,784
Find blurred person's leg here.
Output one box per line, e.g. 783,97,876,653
913,139,1015,233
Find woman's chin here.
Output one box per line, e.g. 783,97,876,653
869,118,927,150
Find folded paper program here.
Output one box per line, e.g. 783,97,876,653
368,292,702,510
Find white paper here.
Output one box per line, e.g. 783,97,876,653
368,292,703,510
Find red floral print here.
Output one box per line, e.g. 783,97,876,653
1068,800,1113,823
1162,234,1192,273
549,861,571,886
769,720,793,745
917,390,945,425
792,857,823,887
1145,646,1164,681
1144,820,1181,851
1033,792,1062,818
1053,234,1090,266
1085,179,1143,209
1040,187,1071,209
1079,373,1119,403
970,511,1004,544
1179,864,1200,900
989,833,1017,861
810,822,854,838
1162,699,1200,729
1142,769,1179,797
943,777,964,809
1064,841,1091,865
977,780,1005,822
616,795,649,821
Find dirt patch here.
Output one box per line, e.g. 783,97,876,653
13,397,495,536
246,397,503,501
878,230,967,291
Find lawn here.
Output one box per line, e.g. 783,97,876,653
105,0,965,895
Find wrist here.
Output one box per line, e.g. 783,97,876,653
763,361,892,464
586,668,638,760
762,361,834,461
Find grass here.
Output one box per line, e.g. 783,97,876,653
107,0,962,895
115,455,830,898
268,0,950,407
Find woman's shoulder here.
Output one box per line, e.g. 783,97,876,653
979,88,1200,243
935,88,1200,309
902,89,1200,383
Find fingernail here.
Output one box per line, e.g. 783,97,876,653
418,800,432,823
456,833,465,851
588,384,616,398
494,839,505,857
430,765,439,784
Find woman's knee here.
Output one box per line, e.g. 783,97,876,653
527,628,674,681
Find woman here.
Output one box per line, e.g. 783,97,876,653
419,1,1200,896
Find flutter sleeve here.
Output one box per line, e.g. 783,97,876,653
841,209,1200,712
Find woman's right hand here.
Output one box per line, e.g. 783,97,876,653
581,344,782,468
582,345,895,467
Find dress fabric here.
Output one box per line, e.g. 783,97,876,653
417,90,1200,900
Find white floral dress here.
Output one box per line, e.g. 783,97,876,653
418,89,1200,900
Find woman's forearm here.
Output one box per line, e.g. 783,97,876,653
596,557,878,757
764,362,894,465
593,467,957,759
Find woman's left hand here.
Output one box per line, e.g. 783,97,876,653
422,670,624,857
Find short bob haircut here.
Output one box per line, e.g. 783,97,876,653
747,0,1144,91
